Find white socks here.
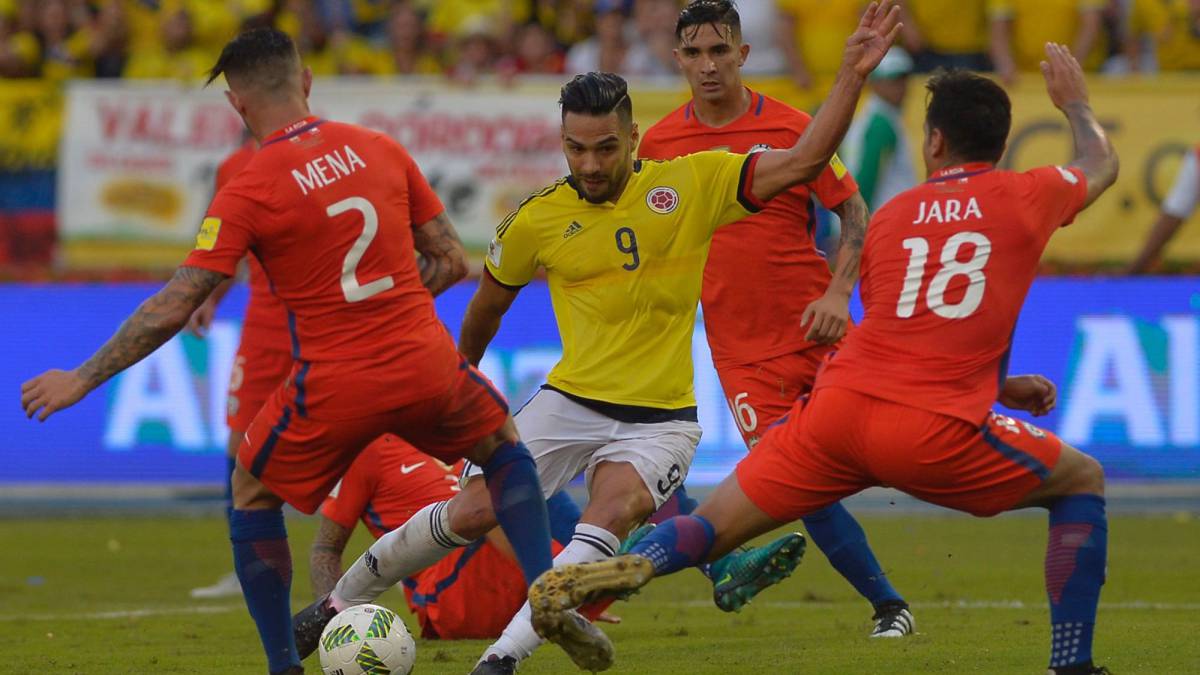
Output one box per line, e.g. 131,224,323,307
480,523,621,663
332,501,468,609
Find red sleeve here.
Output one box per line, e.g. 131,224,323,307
393,140,444,226
1020,165,1089,236
787,111,858,209
320,456,375,530
182,188,260,276
811,154,859,210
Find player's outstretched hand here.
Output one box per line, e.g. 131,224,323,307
998,374,1057,417
186,297,218,337
801,291,850,345
1040,42,1089,112
843,0,903,79
21,369,90,422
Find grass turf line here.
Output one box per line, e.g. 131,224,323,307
1,513,1196,674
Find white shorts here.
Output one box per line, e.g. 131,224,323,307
464,388,701,509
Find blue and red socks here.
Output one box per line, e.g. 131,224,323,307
230,508,298,673
802,502,904,608
1046,494,1107,671
481,440,554,585
629,514,716,576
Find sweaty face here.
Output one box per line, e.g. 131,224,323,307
562,111,637,204
674,22,748,104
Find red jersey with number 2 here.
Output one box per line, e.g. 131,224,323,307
637,90,859,368
185,116,452,419
815,163,1088,425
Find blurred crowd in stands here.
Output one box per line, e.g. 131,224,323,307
0,0,1198,85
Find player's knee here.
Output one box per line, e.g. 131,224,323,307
1073,450,1106,497
1055,445,1105,498
446,484,497,540
230,466,282,510
583,489,655,538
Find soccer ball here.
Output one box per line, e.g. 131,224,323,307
318,604,416,675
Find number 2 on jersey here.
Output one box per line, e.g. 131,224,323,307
328,196,394,303
615,227,640,271
896,232,991,319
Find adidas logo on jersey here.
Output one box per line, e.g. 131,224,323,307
563,221,583,239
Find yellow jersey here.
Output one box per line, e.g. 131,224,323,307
485,151,761,410
987,0,1107,70
909,0,988,54
1133,0,1200,70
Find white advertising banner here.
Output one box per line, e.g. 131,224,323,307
59,78,569,251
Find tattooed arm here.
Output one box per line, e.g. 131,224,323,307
310,517,354,598
1041,42,1117,207
800,192,868,344
21,266,228,421
413,211,469,297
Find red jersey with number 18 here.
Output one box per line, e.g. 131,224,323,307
814,163,1088,425
185,116,453,419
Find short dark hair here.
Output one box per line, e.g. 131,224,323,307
675,0,741,43
559,72,633,126
924,70,1011,163
206,27,300,90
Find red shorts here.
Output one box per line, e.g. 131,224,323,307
226,340,293,432
406,541,525,639
239,357,509,514
736,387,1064,520
405,539,612,640
716,346,834,449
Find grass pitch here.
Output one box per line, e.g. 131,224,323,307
2,512,1197,674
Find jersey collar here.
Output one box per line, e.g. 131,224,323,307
262,115,324,147
926,162,995,183
684,87,764,128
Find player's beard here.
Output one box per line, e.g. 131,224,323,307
576,158,629,204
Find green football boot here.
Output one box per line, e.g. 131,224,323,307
709,532,806,612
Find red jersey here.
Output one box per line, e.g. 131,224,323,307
637,90,859,368
321,435,461,539
215,140,290,349
815,163,1088,424
185,117,454,418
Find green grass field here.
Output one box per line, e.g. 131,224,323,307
3,513,1197,674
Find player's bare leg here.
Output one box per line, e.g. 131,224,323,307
529,472,799,640
190,431,244,599
302,416,557,656
482,461,655,673
230,461,303,675
1009,443,1109,675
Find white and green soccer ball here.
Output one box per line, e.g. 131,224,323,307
318,604,416,675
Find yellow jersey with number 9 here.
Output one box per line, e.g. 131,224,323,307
485,151,762,409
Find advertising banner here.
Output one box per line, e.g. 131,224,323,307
57,78,581,266
2,278,1197,486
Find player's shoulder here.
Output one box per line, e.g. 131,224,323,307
644,101,691,138
756,92,812,128
495,175,577,239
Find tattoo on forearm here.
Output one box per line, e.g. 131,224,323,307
77,266,226,389
309,519,352,597
414,212,467,297
830,195,868,288
309,552,345,598
1064,102,1106,160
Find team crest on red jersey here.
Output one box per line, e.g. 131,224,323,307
646,186,679,214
